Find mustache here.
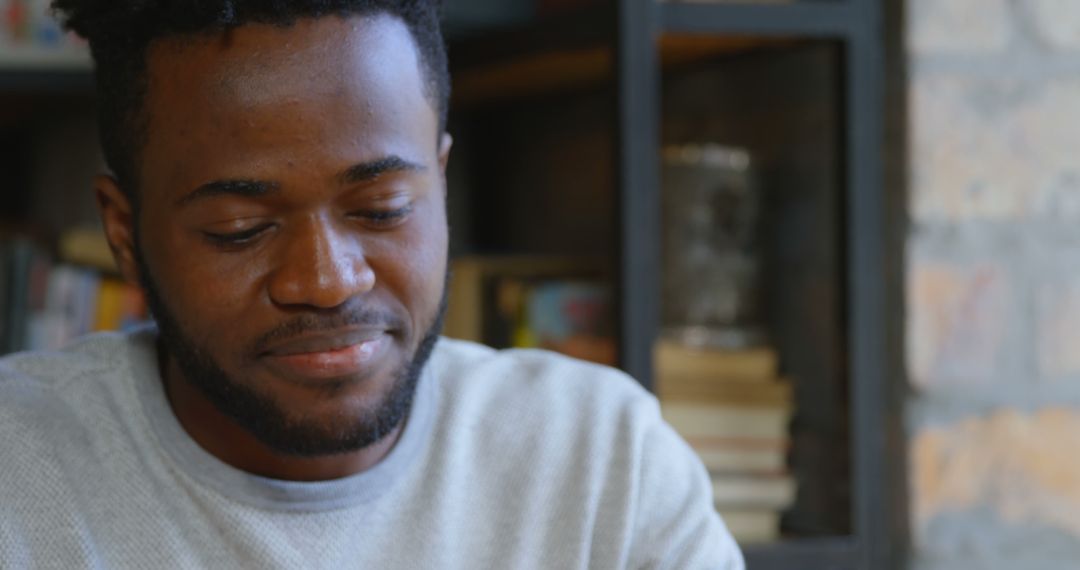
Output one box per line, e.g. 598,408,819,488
250,304,406,354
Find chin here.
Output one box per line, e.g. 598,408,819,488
222,361,419,457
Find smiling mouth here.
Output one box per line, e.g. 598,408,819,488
260,329,392,381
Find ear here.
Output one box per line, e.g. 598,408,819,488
95,175,141,286
438,132,453,175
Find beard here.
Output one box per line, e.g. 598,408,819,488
136,247,447,458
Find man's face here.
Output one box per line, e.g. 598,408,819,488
122,15,449,455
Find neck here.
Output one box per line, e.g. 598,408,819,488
160,354,403,482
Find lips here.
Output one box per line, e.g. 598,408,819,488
260,328,392,380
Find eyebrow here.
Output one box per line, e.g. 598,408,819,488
176,156,427,208
176,179,280,207
339,156,427,186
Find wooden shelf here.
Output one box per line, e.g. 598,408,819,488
452,35,794,106
453,46,608,105
0,46,91,70
0,46,93,93
448,1,856,106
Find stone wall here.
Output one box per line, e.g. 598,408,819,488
907,0,1080,568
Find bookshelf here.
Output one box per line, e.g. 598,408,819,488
0,25,92,91
0,46,90,70
0,37,104,352
447,0,895,568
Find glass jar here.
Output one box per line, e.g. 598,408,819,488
661,143,766,349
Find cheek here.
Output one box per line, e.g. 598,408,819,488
406,202,449,291
143,222,266,334
369,205,448,315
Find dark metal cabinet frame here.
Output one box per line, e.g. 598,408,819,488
617,1,894,568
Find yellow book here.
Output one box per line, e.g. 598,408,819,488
658,376,792,406
711,474,796,510
60,227,117,273
94,279,123,332
655,339,779,383
444,256,607,342
716,510,782,544
662,402,792,440
692,440,789,474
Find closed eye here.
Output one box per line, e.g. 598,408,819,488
203,224,274,246
351,205,413,228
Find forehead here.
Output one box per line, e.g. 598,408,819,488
137,14,435,196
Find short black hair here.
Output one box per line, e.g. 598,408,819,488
51,0,449,201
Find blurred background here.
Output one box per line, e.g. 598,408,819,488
1,0,1077,568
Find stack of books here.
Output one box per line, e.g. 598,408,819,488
445,256,615,365
656,339,795,544
1,236,146,354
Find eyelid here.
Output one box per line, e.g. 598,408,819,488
350,204,414,226
361,190,412,204
202,223,274,246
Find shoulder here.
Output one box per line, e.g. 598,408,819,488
0,331,138,396
426,339,743,567
431,337,657,419
0,331,148,435
428,337,663,449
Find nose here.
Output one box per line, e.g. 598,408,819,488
267,216,376,309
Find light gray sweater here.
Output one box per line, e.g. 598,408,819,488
0,330,743,569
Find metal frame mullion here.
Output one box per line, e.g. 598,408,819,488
661,1,855,37
615,0,662,389
846,0,887,568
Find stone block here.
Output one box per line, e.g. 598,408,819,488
1025,0,1080,51
912,409,1080,553
914,508,1080,569
1036,273,1080,378
908,0,1011,55
907,259,1010,390
912,76,1080,223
